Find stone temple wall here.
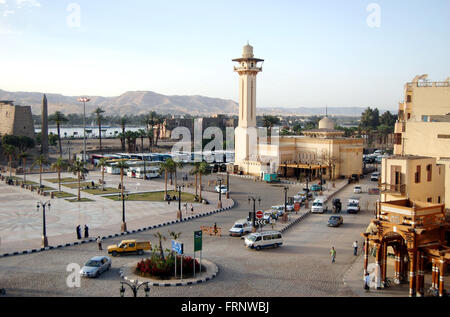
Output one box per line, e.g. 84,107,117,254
0,103,35,139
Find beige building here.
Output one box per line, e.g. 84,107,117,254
232,44,363,179
393,75,450,209
380,155,445,205
0,101,35,139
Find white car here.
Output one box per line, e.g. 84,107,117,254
229,219,253,237
371,172,380,182
80,256,111,278
215,185,228,194
354,186,362,194
311,198,327,214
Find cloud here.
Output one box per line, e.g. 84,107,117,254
2,9,14,16
16,0,41,8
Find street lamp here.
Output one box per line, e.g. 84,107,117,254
77,97,91,163
283,186,289,214
36,201,51,247
226,171,230,199
217,178,223,209
119,280,150,297
120,192,129,233
176,184,185,220
248,196,261,229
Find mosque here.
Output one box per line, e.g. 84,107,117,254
232,44,364,180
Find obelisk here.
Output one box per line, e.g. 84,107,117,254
41,94,49,158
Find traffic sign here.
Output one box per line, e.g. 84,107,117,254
194,230,202,252
255,219,265,226
256,210,264,219
171,240,184,255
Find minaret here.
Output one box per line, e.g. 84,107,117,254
232,43,264,163
41,94,49,158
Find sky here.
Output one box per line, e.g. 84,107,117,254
0,0,449,111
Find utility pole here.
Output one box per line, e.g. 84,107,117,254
248,196,261,229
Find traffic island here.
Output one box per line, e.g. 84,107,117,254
120,259,219,287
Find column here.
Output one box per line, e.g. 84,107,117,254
439,261,446,297
394,245,401,282
363,236,370,277
381,242,388,287
375,243,382,289
415,251,423,297
408,250,417,297
431,260,437,290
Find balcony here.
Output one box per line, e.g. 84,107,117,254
380,183,406,195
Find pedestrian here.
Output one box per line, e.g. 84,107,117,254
190,204,194,214
91,181,95,188
76,225,81,240
353,241,358,256
84,225,89,238
330,247,336,263
97,236,103,250
364,273,370,291
214,222,218,236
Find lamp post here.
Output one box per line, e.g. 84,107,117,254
119,280,150,297
176,184,185,220
283,186,289,214
77,97,90,163
226,171,230,199
248,196,261,229
217,178,223,209
120,193,129,232
36,201,51,247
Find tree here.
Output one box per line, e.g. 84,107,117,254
51,158,69,192
137,129,147,153
120,117,127,151
93,107,105,155
380,111,397,128
304,116,323,130
160,159,176,196
19,152,31,184
292,123,303,135
197,161,211,202
49,111,69,157
190,162,201,196
69,159,89,201
153,232,166,261
2,144,16,178
98,158,108,191
32,154,49,187
261,115,281,134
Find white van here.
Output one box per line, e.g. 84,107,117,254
244,231,283,250
229,219,253,237
311,198,326,214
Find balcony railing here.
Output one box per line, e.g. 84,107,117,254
380,183,406,195
407,82,450,88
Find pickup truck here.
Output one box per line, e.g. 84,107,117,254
107,239,151,257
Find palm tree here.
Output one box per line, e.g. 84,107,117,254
32,154,49,187
120,117,127,151
197,161,211,202
154,114,164,147
69,159,89,201
18,152,30,184
93,107,105,155
98,158,108,191
144,112,156,151
116,160,129,200
48,111,69,158
51,158,69,192
2,144,16,179
137,129,146,153
153,231,166,261
159,160,172,198
190,162,201,197
173,160,184,192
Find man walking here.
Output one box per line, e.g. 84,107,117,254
97,236,103,250
330,246,336,263
364,273,371,291
84,224,89,238
353,241,358,256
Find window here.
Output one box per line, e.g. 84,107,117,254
394,133,402,145
427,198,432,203
407,113,411,120
263,235,272,241
426,164,432,182
407,95,412,103
438,196,441,204
129,243,135,248
415,165,421,183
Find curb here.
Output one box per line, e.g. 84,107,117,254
279,211,312,234
119,260,219,287
0,200,235,258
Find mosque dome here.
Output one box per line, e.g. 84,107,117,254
318,116,335,130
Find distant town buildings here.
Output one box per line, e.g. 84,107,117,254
0,100,35,139
393,74,450,209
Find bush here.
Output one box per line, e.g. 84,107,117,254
135,252,205,280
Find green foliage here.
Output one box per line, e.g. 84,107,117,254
48,133,58,146
359,107,380,131
2,135,35,152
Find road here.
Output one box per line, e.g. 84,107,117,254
0,173,380,297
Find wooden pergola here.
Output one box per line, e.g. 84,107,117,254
362,199,450,297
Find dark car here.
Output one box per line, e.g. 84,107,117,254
310,184,322,192
327,215,344,227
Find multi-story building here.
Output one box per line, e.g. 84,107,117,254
380,155,445,205
393,74,450,209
